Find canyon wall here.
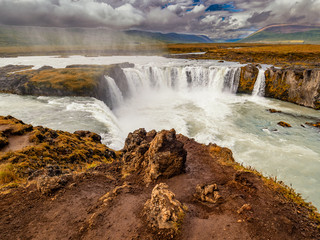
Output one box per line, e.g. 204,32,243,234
238,64,320,110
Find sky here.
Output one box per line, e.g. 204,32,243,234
0,0,319,39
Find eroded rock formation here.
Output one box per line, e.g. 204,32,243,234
239,64,320,109
143,183,186,234
122,128,186,183
237,64,259,94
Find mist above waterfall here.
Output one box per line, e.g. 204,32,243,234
0,25,167,56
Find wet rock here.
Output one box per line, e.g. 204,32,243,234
305,122,320,129
194,183,222,204
268,108,282,113
143,183,186,233
278,121,292,128
122,129,186,182
38,65,53,71
237,64,259,94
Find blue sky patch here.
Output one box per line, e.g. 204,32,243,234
206,2,242,12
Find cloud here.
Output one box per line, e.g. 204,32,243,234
0,0,144,28
247,11,271,23
0,0,320,40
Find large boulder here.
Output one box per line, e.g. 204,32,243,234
122,129,186,183
143,183,186,233
237,64,259,94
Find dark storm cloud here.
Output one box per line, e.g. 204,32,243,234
0,0,320,39
247,11,271,23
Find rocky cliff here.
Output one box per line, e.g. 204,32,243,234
1,63,320,110
265,67,320,109
0,116,319,239
239,64,320,109
0,63,133,109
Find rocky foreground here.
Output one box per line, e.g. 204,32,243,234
0,116,319,240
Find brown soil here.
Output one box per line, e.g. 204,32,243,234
1,133,34,153
0,118,319,239
0,132,319,239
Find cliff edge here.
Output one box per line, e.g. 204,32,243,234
0,116,319,239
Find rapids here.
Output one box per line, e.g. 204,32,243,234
0,56,319,209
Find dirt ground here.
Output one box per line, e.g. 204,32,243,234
0,130,319,240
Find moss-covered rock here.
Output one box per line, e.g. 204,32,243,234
0,63,134,109
237,64,259,94
0,116,116,185
265,67,320,109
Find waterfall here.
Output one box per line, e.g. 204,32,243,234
122,65,241,96
252,69,266,97
104,76,124,108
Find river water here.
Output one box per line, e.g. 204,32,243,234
0,56,319,209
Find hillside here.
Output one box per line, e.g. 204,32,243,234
125,30,213,43
240,24,320,44
0,25,212,48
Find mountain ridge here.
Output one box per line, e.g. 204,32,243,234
240,24,320,44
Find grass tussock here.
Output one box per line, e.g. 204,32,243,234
0,163,17,184
0,116,118,187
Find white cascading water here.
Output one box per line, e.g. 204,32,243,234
121,65,241,99
104,76,124,107
252,68,266,97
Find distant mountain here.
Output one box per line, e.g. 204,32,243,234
0,25,213,47
125,30,213,43
239,24,320,44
